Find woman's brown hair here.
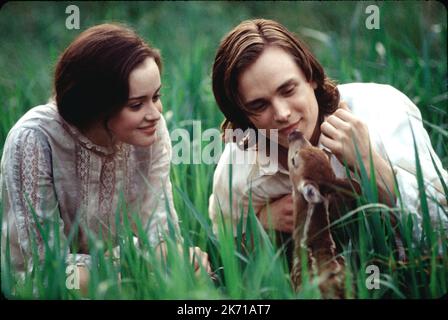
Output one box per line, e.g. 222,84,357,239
212,19,339,143
54,23,162,131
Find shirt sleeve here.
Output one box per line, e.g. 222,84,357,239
367,85,448,238
1,127,91,272
143,115,182,247
208,143,267,236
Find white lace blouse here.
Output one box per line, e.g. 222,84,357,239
1,102,180,272
208,83,448,239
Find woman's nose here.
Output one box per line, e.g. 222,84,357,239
144,103,161,122
273,98,291,122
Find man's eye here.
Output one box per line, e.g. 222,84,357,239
129,103,143,110
282,85,296,96
249,102,268,111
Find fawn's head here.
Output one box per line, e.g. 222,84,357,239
287,130,336,204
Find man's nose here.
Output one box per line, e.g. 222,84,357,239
273,99,291,122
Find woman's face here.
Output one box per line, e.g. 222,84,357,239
108,57,162,147
238,46,319,148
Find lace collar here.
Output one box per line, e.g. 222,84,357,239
49,102,120,156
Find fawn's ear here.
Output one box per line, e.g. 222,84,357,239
331,178,394,206
325,178,361,221
331,178,362,197
298,180,323,204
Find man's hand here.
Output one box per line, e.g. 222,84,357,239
258,194,294,233
320,101,396,199
320,101,371,170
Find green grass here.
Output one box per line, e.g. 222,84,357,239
1,1,447,299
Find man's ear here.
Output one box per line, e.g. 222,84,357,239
299,180,323,204
311,81,317,90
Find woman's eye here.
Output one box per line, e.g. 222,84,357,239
152,94,161,103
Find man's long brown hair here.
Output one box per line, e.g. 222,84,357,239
212,19,340,144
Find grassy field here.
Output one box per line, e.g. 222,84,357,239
0,1,447,299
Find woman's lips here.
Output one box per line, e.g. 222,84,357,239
278,120,300,136
138,124,157,135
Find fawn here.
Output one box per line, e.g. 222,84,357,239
287,130,402,298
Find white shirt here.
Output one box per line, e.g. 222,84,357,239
208,83,448,238
1,102,180,271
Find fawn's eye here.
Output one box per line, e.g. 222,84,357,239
291,151,299,167
291,151,300,168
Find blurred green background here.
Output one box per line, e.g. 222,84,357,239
0,1,447,299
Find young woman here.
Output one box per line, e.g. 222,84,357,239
1,24,210,291
208,19,447,260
